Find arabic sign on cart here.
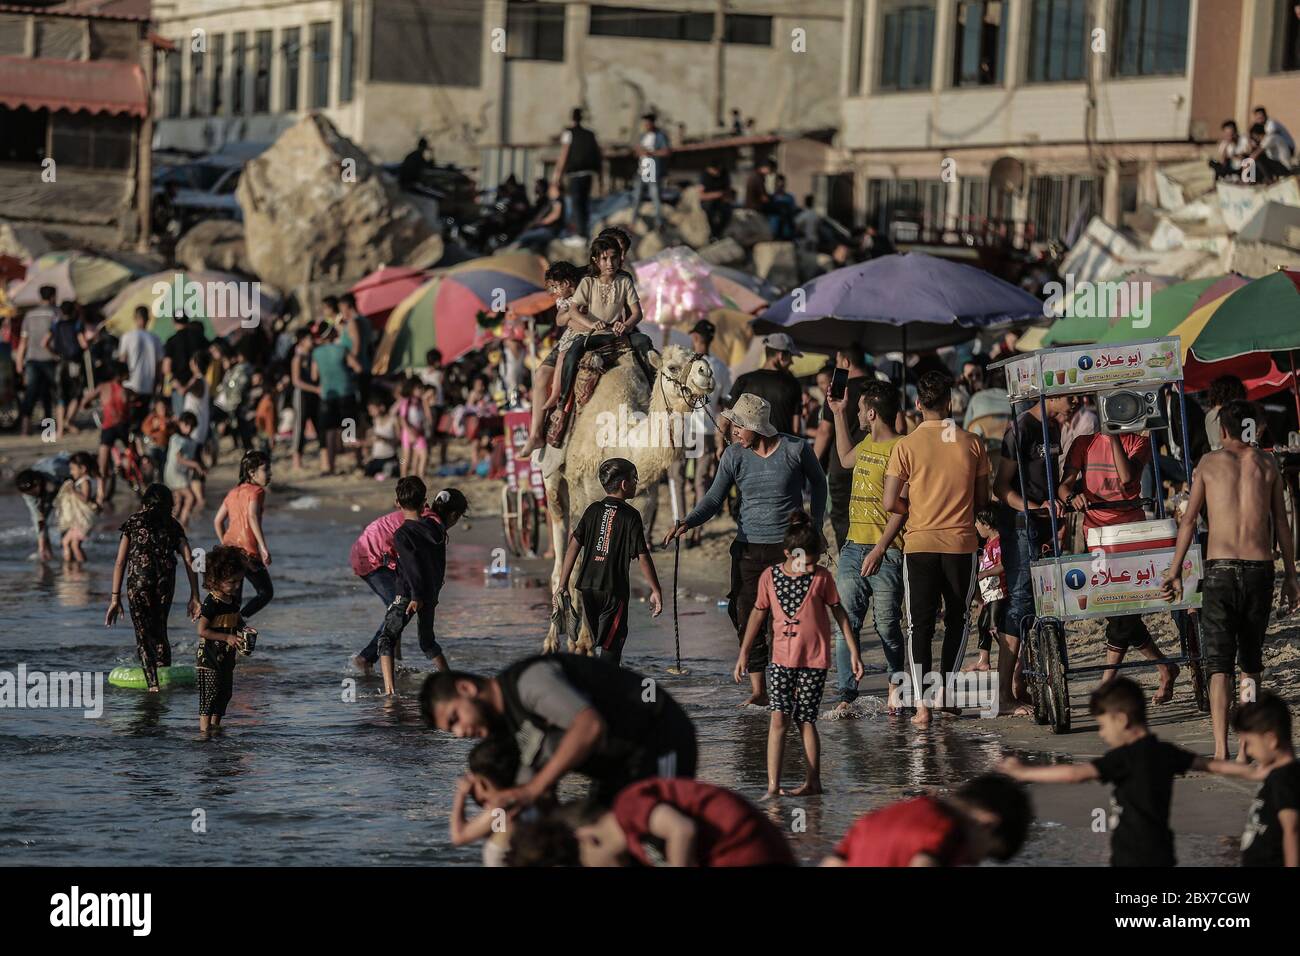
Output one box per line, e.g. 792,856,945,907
1031,545,1203,620
504,409,545,501
1005,337,1183,400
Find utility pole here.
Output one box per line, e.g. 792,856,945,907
713,0,726,130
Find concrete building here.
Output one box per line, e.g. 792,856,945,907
151,0,844,184
0,1,157,248
837,0,1300,247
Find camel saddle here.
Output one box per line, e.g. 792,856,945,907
544,338,635,449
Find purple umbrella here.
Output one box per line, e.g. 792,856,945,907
753,252,1045,352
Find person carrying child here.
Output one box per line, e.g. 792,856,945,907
105,484,202,692
737,509,862,796
556,458,663,666
1000,677,1267,866
54,451,101,563
195,544,255,737
374,477,465,695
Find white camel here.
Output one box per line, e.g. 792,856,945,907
540,342,716,655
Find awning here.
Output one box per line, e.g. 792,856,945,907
0,55,148,117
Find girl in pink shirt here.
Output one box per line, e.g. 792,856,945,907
736,511,863,796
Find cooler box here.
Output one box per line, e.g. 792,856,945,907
1086,518,1177,554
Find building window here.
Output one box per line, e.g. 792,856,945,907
952,1,1004,86
369,0,483,89
1026,0,1087,83
1112,0,1189,77
724,14,772,46
340,1,356,102
507,1,566,61
164,48,182,118
589,5,712,41
282,28,300,111
34,18,84,59
879,3,935,91
52,113,133,170
210,34,225,115
231,32,246,113
1272,0,1300,72
0,107,47,164
189,46,205,116
254,30,272,113
311,22,331,108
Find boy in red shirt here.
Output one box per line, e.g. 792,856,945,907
572,779,796,867
1057,430,1178,700
823,774,1031,866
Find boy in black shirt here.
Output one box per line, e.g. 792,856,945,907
377,476,456,695
195,545,253,738
1000,678,1261,865
557,458,662,665
1235,694,1300,866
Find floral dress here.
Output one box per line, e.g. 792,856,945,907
120,511,185,688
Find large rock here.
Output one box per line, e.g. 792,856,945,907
752,241,799,291
667,185,712,248
723,208,772,248
635,224,685,261
697,237,746,267
176,220,251,274
236,114,433,291
547,235,590,267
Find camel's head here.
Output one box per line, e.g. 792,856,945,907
649,343,715,410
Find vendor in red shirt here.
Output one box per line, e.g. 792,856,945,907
823,774,1031,867
573,779,795,867
1057,431,1179,701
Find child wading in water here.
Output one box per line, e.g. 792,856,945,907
55,451,101,563
195,545,255,737
105,484,202,692
214,450,274,619
737,510,862,796
375,478,467,695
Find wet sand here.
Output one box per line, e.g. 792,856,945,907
1,428,1294,865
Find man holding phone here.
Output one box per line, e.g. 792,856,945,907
814,345,878,551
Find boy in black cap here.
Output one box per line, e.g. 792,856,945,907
557,458,662,665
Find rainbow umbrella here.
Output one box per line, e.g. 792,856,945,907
371,251,547,373
1043,272,1177,346
8,252,134,306
350,265,428,331
103,270,280,341
1093,275,1229,345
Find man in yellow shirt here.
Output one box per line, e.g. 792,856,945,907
827,380,906,714
883,371,991,727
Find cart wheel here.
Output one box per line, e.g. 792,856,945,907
1038,620,1072,734
1184,613,1210,714
500,484,522,557
518,489,539,558
1023,622,1049,725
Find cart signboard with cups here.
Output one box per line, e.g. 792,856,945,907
991,336,1209,732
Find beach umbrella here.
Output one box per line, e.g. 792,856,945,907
8,253,134,306
102,270,279,341
1042,272,1177,346
754,252,1044,352
706,264,781,313
349,265,428,330
371,251,547,373
1092,275,1229,345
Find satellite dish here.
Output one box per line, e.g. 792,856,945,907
990,156,1026,196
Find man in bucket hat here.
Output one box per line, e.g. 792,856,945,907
665,392,827,707
727,333,804,439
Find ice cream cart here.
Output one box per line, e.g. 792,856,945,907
501,408,545,557
992,336,1209,733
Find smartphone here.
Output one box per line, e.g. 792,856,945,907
822,367,849,423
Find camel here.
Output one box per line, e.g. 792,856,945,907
540,342,716,655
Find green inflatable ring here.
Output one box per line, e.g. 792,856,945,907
107,665,197,689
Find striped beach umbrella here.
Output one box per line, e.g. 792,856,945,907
349,265,429,331
371,251,547,373
8,252,134,306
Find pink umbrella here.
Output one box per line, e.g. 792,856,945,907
350,265,428,330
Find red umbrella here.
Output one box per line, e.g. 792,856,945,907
350,265,428,330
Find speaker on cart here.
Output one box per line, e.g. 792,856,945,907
1099,388,1166,435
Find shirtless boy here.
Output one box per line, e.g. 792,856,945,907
1163,400,1300,759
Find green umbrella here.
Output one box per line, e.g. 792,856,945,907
1183,269,1300,362
1042,272,1177,345
1094,275,1225,344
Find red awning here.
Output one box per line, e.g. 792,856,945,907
0,55,148,117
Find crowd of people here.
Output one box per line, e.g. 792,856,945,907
1211,104,1297,182
7,216,1300,866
